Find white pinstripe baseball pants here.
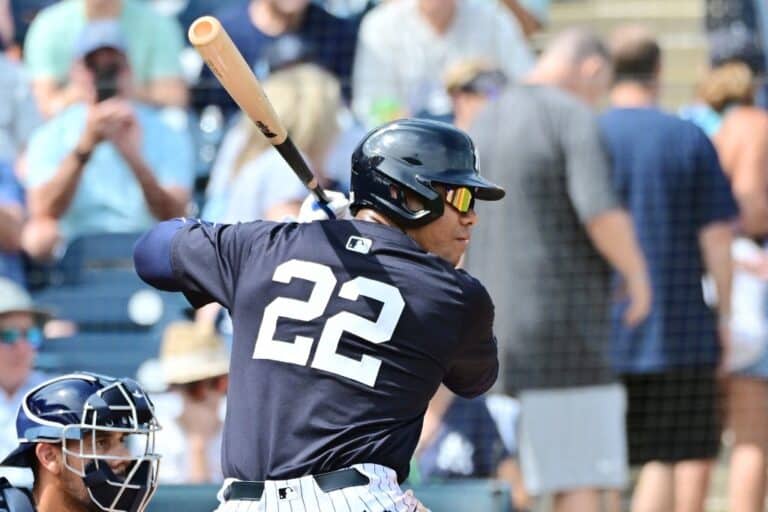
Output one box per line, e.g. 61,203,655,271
214,464,419,512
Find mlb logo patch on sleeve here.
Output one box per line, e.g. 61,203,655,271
346,236,372,254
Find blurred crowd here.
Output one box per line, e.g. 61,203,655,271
2,0,768,511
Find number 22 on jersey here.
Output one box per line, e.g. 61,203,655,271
253,259,405,387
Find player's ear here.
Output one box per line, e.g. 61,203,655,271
35,443,63,475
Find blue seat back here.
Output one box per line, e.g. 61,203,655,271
36,331,162,379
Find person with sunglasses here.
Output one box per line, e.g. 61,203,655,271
134,118,504,512
0,277,52,489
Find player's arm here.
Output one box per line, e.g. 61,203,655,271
134,218,258,309
133,217,191,292
443,280,499,398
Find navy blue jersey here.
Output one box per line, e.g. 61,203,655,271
134,218,497,483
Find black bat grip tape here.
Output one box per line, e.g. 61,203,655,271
274,138,329,204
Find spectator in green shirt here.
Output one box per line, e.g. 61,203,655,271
23,0,188,118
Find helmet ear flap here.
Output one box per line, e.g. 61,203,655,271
350,118,501,225
351,163,443,227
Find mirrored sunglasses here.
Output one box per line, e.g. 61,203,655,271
0,327,44,349
445,186,476,213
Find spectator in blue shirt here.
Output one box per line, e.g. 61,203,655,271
194,0,358,118
598,26,738,512
0,163,24,287
21,21,194,262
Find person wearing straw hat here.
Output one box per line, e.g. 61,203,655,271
0,277,53,488
153,321,229,484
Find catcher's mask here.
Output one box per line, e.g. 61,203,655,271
0,373,161,512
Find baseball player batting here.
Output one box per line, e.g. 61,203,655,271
133,118,505,511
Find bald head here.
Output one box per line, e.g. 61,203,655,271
541,28,610,68
609,25,660,84
528,28,613,106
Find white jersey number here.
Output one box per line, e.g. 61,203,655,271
253,259,405,386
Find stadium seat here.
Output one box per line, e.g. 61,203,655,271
36,331,162,379
33,277,187,331
28,232,191,379
405,480,513,512
26,232,144,288
147,480,513,512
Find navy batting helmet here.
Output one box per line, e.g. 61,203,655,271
0,373,161,512
350,118,504,227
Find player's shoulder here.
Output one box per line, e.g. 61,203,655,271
454,268,494,311
301,221,483,279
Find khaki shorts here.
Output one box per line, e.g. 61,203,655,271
518,383,628,495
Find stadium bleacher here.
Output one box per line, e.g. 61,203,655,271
31,232,189,379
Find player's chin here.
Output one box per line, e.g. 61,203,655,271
446,241,469,266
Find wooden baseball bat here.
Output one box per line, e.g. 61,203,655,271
188,16,329,204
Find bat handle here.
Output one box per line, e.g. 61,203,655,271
274,138,330,204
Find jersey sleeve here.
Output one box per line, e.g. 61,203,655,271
135,218,277,309
443,277,499,398
692,126,739,228
560,98,622,223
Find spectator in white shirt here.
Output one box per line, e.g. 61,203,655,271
352,0,534,128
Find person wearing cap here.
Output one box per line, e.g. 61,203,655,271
352,0,534,128
152,321,228,484
0,278,52,487
23,0,187,118
443,59,508,131
20,20,194,263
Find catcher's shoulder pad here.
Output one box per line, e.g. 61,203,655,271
0,478,35,512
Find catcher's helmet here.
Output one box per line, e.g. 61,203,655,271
350,118,504,227
0,373,161,512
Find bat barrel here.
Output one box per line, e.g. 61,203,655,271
188,15,327,204
188,16,220,46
